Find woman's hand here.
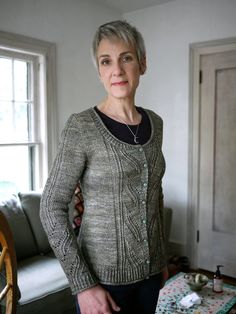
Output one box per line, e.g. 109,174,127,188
77,285,120,314
161,266,169,288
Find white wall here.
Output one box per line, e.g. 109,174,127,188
124,0,236,253
0,0,120,131
1,0,236,256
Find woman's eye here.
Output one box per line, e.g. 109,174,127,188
100,59,110,66
122,55,133,63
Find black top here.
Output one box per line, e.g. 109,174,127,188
94,106,151,145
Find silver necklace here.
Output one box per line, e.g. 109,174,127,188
103,109,141,144
115,115,141,144
124,122,140,144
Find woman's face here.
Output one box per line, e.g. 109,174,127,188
97,38,146,102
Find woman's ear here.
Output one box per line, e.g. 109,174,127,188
140,56,147,75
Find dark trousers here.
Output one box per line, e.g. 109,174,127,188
76,273,162,314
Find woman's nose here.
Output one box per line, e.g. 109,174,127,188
112,61,124,75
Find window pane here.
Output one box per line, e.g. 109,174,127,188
0,101,13,142
15,101,30,141
0,57,13,100
14,59,29,101
0,146,31,198
0,101,30,142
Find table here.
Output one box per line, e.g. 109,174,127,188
156,272,236,314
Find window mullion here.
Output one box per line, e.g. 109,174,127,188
32,57,38,143
0,142,39,147
11,58,16,138
27,61,32,141
29,146,35,190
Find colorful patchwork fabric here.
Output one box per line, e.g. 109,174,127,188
72,184,84,236
156,272,236,314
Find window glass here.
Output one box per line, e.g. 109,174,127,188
0,146,30,197
0,101,13,142
0,101,30,142
0,54,35,196
14,59,29,101
0,57,12,100
14,101,30,141
0,58,31,143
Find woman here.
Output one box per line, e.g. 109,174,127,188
40,20,168,314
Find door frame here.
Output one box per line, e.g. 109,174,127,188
187,37,236,269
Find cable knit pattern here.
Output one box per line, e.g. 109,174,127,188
40,107,166,295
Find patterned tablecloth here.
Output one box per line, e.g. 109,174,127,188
156,272,236,314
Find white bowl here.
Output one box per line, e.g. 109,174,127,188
184,273,208,291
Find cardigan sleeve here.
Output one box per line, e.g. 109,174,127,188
157,117,168,264
40,114,99,294
150,110,167,263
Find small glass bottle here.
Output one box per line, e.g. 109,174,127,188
213,265,224,293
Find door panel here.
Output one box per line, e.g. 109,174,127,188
214,67,236,234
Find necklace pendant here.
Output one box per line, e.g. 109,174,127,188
134,136,139,144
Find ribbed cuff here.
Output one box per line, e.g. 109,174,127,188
71,272,99,295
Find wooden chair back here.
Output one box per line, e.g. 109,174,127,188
0,211,17,314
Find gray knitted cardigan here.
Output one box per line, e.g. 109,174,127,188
40,107,166,295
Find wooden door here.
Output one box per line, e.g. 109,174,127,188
198,50,236,277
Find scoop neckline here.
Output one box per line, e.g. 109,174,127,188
94,106,143,127
90,107,155,149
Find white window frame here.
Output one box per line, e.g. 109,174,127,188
0,30,57,190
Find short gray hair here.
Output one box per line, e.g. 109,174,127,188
92,20,146,68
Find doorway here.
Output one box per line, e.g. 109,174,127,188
188,38,236,278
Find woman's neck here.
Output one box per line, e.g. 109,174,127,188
97,98,141,125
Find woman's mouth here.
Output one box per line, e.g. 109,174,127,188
111,81,128,86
